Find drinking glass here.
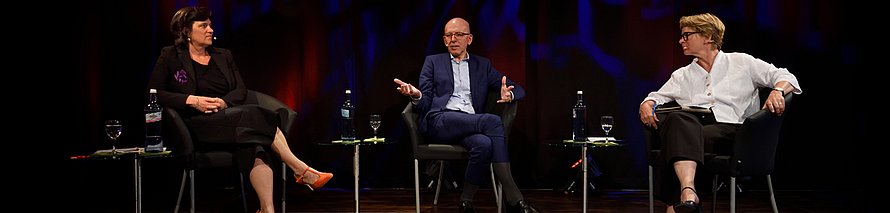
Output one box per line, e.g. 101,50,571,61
600,115,614,139
369,114,382,139
105,120,123,156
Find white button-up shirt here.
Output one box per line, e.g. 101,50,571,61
644,51,802,124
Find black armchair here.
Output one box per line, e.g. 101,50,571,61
401,91,518,213
165,90,295,213
647,91,793,213
705,92,792,213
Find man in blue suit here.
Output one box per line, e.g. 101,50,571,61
394,17,539,213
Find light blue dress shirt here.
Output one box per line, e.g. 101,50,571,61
445,53,475,114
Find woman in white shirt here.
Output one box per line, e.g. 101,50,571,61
639,13,801,213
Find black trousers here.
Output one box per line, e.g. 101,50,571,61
649,111,740,204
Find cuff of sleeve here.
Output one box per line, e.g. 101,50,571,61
410,94,422,105
641,98,658,107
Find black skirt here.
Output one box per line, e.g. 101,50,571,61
185,104,281,174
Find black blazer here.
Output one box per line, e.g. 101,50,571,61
148,46,247,113
414,53,525,133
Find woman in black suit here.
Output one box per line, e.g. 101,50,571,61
147,7,332,213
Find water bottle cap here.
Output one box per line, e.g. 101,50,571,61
577,90,583,95
345,90,351,94
149,89,157,93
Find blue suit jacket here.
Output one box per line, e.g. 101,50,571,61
414,53,525,133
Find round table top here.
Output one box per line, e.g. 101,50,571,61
71,147,173,160
548,138,623,148
317,137,394,146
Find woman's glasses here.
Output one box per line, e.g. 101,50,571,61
681,31,700,41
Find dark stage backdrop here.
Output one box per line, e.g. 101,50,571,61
61,0,872,209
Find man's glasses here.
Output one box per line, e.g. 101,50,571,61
444,32,471,39
681,31,700,41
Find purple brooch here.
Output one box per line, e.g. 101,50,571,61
174,69,188,84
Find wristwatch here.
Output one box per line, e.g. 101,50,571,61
772,87,785,96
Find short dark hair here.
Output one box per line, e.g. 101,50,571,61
170,7,212,48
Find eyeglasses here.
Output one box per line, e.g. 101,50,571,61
443,32,471,39
681,31,700,41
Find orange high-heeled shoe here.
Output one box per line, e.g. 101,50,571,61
295,168,333,191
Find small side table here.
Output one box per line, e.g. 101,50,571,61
71,147,172,213
549,139,621,213
317,138,392,213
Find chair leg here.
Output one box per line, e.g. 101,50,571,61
414,159,421,213
648,165,653,213
174,169,187,213
767,175,778,213
712,174,718,213
730,177,737,213
281,162,287,213
239,173,248,213
490,164,501,213
433,160,445,205
177,169,259,213
497,182,503,213
189,169,195,213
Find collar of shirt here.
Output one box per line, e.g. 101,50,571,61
449,52,470,63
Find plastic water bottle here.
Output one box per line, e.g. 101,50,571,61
340,89,356,141
144,89,164,152
572,90,587,142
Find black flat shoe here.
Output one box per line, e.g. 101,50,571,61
673,187,701,213
459,200,476,213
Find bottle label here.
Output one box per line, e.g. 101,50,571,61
341,109,350,118
145,111,162,123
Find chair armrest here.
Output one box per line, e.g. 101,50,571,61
729,92,793,176
483,90,520,140
402,103,424,157
250,90,298,138
500,101,519,140
163,107,193,156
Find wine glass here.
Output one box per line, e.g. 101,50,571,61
600,116,614,142
369,114,382,140
105,120,123,156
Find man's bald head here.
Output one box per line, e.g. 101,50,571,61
445,18,471,33
443,17,473,60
